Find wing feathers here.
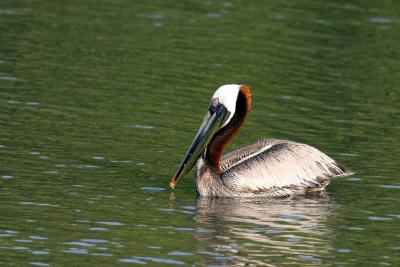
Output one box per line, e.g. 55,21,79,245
221,138,351,194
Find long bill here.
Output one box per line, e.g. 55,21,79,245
170,104,231,188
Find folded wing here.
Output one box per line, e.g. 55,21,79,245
221,138,351,195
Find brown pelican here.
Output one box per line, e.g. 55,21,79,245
170,84,353,197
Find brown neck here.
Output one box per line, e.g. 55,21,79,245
206,85,252,173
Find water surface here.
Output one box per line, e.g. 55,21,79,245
1,0,400,266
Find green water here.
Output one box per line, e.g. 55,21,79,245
1,0,399,266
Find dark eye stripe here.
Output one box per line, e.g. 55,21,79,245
209,105,217,114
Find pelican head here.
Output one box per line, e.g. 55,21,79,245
170,84,251,188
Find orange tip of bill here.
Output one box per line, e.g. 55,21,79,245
170,177,176,189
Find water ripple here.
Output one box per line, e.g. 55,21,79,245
30,262,50,267
19,202,59,207
119,258,147,264
381,185,400,189
96,221,124,226
369,17,392,24
0,9,15,15
0,246,30,250
15,239,33,243
120,257,184,265
81,239,108,243
368,216,392,221
32,251,50,255
92,253,113,257
168,251,193,256
89,227,109,231
64,241,96,247
141,187,165,191
63,248,88,254
132,124,155,129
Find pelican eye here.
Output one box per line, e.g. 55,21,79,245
209,98,219,114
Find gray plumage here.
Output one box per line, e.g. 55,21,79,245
196,138,352,197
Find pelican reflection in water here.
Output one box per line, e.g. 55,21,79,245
193,196,337,265
171,85,352,197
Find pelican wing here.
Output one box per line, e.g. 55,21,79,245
221,138,351,195
220,139,283,171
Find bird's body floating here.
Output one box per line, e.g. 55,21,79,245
170,85,352,197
